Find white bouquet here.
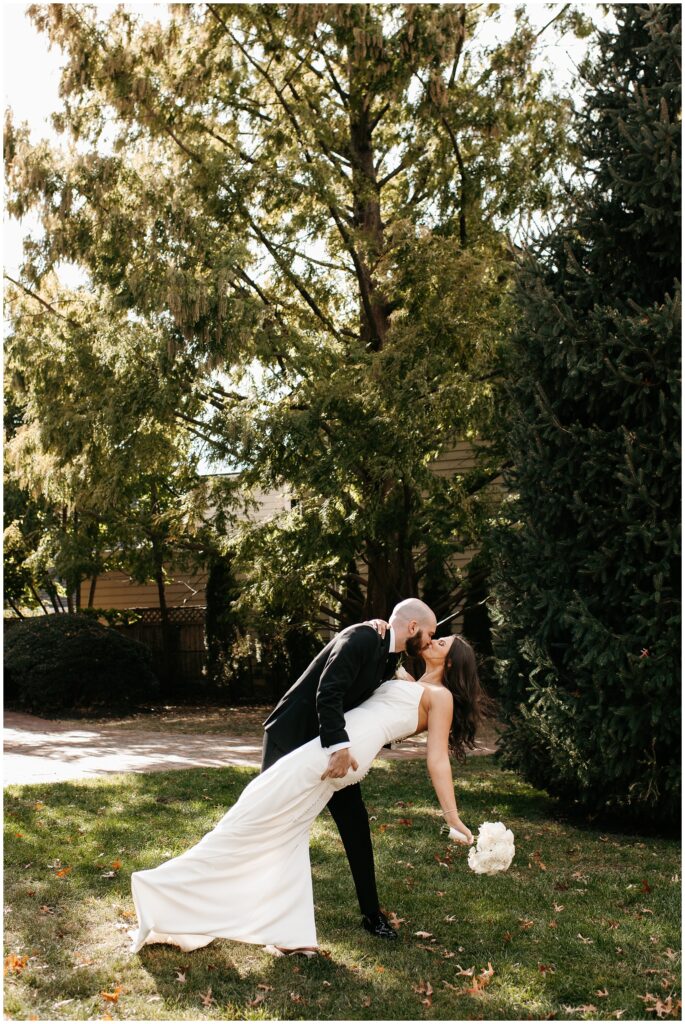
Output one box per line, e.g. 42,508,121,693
467,821,515,875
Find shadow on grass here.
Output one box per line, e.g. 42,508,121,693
4,757,681,1020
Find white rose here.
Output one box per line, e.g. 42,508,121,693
467,821,515,875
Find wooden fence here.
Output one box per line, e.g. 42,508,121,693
113,607,207,687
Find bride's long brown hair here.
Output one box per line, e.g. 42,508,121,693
407,634,499,763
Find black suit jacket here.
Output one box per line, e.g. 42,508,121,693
263,624,399,755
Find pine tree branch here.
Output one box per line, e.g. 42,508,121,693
242,214,346,343
534,4,571,40
4,275,83,330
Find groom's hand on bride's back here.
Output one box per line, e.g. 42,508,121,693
321,748,359,780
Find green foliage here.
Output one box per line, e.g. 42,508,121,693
490,4,681,827
4,613,160,715
4,3,588,620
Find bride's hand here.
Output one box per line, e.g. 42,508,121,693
364,618,389,637
448,820,474,845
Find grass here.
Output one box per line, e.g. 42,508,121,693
4,756,681,1020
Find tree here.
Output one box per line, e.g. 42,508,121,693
3,271,240,686
490,4,680,827
5,3,593,623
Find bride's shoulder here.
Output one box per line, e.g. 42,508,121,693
425,684,453,713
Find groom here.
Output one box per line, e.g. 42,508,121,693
261,598,437,939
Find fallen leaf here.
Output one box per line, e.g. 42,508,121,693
199,986,214,1007
519,918,534,930
175,970,186,983
596,987,609,997
414,931,433,939
100,986,122,1003
387,911,406,928
111,859,123,870
39,905,55,915
322,980,331,988
538,963,556,974
503,930,513,942
290,991,303,1003
413,980,433,1007
641,993,682,1019
33,802,45,811
248,994,265,1008
397,818,413,826
455,965,475,976
548,920,558,929
576,933,594,944
361,995,372,1007
55,867,72,878
663,948,678,961
641,879,652,893
257,983,274,991
553,902,565,913
375,965,385,972
4,954,28,975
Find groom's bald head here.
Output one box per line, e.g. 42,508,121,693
389,599,437,655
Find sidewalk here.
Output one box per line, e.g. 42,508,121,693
3,710,499,786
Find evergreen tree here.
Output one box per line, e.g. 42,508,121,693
490,4,680,827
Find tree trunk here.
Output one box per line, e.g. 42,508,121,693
348,41,392,352
29,584,48,615
87,574,98,608
150,481,174,693
364,536,418,618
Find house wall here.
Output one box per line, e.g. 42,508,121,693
80,442,502,613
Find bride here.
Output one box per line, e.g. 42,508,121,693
129,630,495,955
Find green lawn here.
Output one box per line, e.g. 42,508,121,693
4,757,680,1020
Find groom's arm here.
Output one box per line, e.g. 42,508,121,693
316,626,379,749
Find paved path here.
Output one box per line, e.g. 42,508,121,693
3,711,499,787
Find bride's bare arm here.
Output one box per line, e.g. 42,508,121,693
425,688,474,844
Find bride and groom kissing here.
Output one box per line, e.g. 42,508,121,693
130,598,494,957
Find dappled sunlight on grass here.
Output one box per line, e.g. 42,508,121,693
4,756,680,1019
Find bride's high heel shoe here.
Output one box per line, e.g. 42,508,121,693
264,944,318,958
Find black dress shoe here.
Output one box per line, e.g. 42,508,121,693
361,910,398,940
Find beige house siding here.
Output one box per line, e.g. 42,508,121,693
80,569,209,611
80,441,501,612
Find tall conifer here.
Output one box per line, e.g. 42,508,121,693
491,5,681,826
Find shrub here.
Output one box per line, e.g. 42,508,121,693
4,613,160,716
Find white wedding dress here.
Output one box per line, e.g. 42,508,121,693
129,679,423,953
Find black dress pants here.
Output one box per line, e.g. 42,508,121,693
261,733,380,918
